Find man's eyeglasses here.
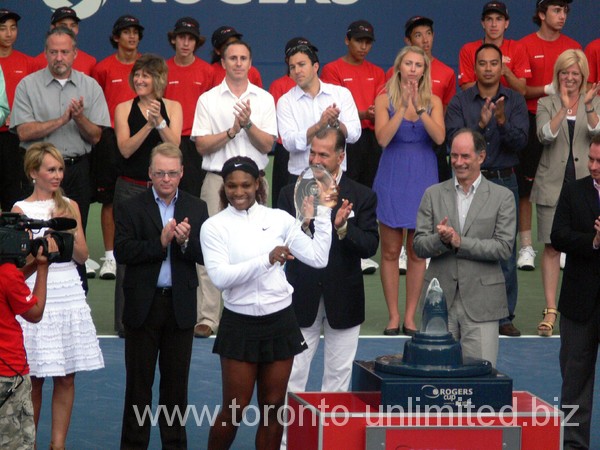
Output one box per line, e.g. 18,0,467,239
151,171,182,179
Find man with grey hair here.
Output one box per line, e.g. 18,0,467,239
414,129,516,366
115,142,207,449
11,27,109,290
11,27,109,231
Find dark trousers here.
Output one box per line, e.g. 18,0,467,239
62,155,91,231
0,133,30,212
559,306,600,450
113,177,148,333
345,128,381,189
90,127,121,204
63,155,92,293
121,291,194,450
486,171,519,324
516,112,543,197
178,136,205,198
271,142,290,208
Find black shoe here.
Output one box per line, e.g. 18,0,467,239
383,327,400,336
499,323,521,337
402,324,417,336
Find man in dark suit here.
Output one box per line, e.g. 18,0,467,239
278,127,379,392
414,129,516,367
114,143,208,449
551,134,600,450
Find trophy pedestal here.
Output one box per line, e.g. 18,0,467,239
352,359,513,411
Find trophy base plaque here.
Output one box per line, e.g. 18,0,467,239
352,360,513,411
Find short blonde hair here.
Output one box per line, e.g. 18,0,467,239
552,49,589,94
150,142,183,166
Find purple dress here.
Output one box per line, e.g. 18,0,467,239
373,106,438,229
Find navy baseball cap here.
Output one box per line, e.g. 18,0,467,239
211,26,242,49
536,0,572,6
346,20,375,41
0,9,20,23
482,2,509,19
51,7,80,24
112,15,144,35
172,17,201,40
404,16,434,38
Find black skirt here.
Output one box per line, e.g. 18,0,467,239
213,305,307,363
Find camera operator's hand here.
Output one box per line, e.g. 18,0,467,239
36,236,58,266
20,237,56,323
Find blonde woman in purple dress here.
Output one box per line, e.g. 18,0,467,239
373,46,445,336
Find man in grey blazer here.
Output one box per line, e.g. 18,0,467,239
414,129,516,366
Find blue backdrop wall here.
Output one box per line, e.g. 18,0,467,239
2,0,598,87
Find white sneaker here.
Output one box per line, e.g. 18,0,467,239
99,257,117,280
399,247,407,275
517,246,536,271
560,252,566,270
85,258,99,278
361,258,379,275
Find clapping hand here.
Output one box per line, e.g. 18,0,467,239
334,199,353,229
479,97,496,128
321,103,341,128
146,99,162,128
161,218,190,248
584,83,599,107
234,99,252,128
408,80,420,110
69,97,85,121
437,217,461,248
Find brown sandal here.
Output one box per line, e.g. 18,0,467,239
537,308,558,337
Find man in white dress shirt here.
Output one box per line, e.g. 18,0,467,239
276,42,361,182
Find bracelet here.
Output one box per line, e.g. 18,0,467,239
156,119,167,130
416,108,426,116
243,120,253,130
226,128,236,139
586,106,595,114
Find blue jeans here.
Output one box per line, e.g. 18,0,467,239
487,171,518,324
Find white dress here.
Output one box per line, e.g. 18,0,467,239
15,199,104,377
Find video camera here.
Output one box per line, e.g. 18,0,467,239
0,212,76,268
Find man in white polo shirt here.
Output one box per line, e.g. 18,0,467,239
191,40,277,337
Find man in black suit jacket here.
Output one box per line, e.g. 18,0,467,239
551,134,600,450
278,127,378,392
114,143,208,450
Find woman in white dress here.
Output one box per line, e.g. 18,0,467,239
12,142,104,450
